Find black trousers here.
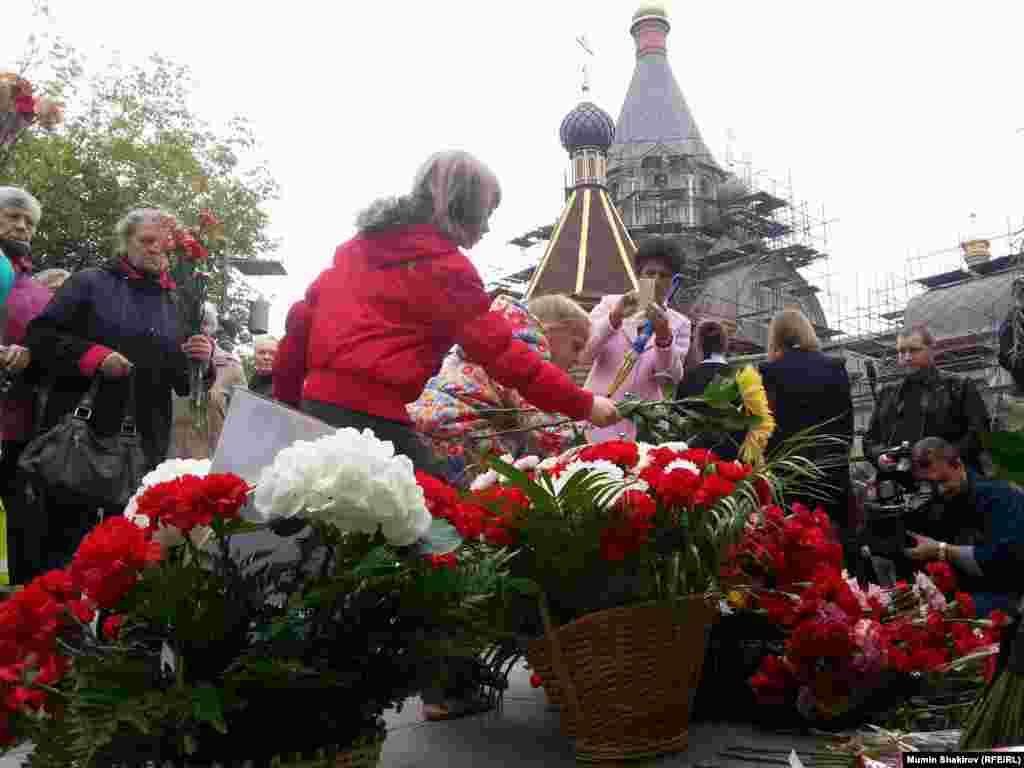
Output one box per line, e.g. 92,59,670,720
0,440,48,584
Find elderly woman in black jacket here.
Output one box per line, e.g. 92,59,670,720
25,208,213,565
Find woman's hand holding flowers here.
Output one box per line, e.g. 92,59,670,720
588,395,620,427
99,351,133,378
0,344,30,372
182,334,213,363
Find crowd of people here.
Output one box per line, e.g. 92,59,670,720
1,148,1023,718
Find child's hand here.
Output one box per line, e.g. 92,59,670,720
588,395,620,427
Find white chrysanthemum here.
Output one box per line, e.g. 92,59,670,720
470,470,499,492
664,459,700,475
659,441,689,452
252,427,432,546
123,458,213,548
513,455,540,472
537,456,561,472
633,442,657,473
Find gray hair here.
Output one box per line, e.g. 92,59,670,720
355,150,501,245
201,302,219,335
254,334,279,350
114,208,173,254
0,187,42,225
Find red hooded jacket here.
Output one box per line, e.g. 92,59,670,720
273,225,594,425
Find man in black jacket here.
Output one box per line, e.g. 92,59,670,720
865,324,990,472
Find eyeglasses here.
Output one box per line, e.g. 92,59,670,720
897,346,926,355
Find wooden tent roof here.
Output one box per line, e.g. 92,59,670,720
523,185,639,305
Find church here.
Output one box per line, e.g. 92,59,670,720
502,2,831,369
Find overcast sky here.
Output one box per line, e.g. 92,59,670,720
4,0,1024,337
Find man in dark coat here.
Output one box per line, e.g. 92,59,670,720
865,324,990,472
249,334,277,398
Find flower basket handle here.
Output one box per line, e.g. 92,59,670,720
537,591,586,731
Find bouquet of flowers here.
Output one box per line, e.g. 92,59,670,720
162,209,221,436
0,428,530,766
749,560,1007,724
0,72,62,159
720,502,845,596
451,438,822,628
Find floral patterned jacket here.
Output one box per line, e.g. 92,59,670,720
407,295,580,488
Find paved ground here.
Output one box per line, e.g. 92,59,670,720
0,663,828,767
379,663,823,768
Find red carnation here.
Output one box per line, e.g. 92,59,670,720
427,553,457,571
754,477,774,506
529,673,543,688
198,209,221,228
679,448,719,468
654,467,701,507
416,471,460,520
694,474,736,507
925,562,957,595
954,592,976,619
102,615,125,641
578,440,640,469
716,461,752,483
483,524,516,547
69,517,162,609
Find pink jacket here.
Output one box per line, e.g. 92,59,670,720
581,295,691,442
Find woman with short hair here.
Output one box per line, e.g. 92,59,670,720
759,308,854,558
409,293,592,488
25,208,214,564
0,186,54,583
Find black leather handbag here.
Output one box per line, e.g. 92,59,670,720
18,372,147,509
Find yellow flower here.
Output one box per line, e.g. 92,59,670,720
735,365,776,465
726,590,747,609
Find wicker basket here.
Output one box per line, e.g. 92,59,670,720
531,597,715,763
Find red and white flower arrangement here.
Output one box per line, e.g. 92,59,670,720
441,440,787,619
0,434,529,761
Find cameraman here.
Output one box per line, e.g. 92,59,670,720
864,324,989,473
904,437,1023,618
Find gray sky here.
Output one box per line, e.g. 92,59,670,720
5,0,1024,337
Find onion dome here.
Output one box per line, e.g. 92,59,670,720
633,3,669,23
559,101,616,153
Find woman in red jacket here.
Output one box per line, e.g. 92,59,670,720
275,150,619,475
